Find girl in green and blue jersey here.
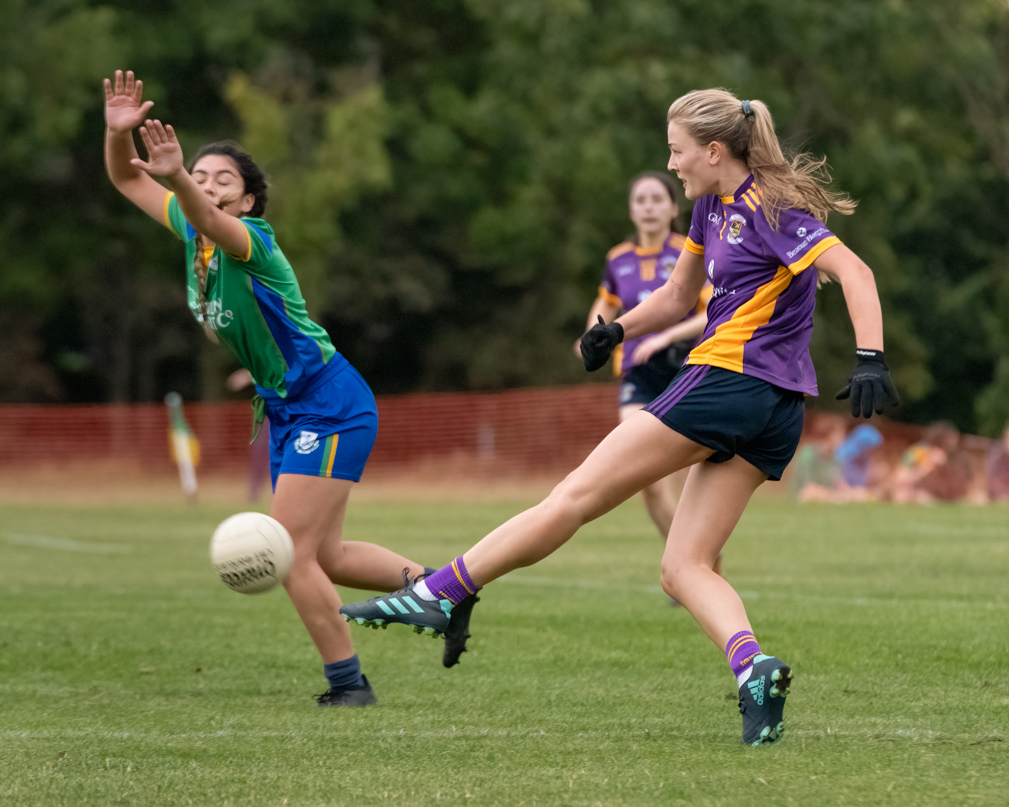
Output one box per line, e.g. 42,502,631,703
103,70,467,706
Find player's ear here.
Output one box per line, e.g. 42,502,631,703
707,141,724,165
240,192,255,216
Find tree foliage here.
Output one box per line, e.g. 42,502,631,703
1,0,1007,433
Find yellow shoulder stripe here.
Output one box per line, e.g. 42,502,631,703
606,241,636,260
788,236,841,275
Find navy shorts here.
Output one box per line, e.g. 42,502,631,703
264,361,378,489
619,344,692,407
645,364,805,481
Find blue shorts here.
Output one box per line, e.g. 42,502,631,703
618,343,692,407
645,365,805,481
264,361,378,489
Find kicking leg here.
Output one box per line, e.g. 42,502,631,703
340,411,713,634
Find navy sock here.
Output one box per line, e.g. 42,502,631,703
323,654,364,690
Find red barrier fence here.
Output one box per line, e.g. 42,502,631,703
0,387,979,485
0,384,621,479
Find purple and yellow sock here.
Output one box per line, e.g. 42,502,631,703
422,556,480,605
726,631,761,679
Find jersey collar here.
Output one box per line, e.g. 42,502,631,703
719,174,755,204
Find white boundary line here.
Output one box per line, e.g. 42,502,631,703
3,532,128,554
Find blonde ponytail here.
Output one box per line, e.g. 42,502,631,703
667,88,856,230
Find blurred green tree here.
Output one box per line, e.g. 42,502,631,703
1,0,1006,436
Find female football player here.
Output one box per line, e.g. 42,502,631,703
341,87,898,745
103,70,473,707
577,172,719,590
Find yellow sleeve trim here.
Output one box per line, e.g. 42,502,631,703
241,224,253,262
597,287,623,309
162,192,175,229
227,222,255,262
787,236,842,275
684,237,704,255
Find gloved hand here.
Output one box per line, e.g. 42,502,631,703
580,315,624,372
835,349,900,418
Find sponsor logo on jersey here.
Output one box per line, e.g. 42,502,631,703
796,227,807,237
187,290,234,331
294,431,320,454
727,213,746,245
786,227,828,260
706,260,715,281
208,256,219,274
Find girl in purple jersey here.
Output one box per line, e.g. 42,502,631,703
576,172,721,595
341,88,898,745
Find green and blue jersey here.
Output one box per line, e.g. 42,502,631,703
163,193,343,401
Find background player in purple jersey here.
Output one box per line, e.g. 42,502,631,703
576,172,720,596
341,88,898,746
103,70,475,707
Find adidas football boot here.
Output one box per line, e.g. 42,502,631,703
442,592,480,668
316,675,377,707
340,587,453,637
738,655,793,745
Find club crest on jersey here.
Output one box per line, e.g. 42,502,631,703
727,214,746,245
797,227,807,237
660,256,676,278
208,256,219,274
294,431,320,454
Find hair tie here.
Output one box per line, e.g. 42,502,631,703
741,100,755,120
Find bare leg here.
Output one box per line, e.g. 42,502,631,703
270,475,362,663
659,457,767,650
619,404,682,537
464,412,714,585
318,541,425,592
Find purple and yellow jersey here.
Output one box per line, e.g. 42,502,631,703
682,175,841,396
163,193,342,402
598,233,711,374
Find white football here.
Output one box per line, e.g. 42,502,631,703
210,512,294,594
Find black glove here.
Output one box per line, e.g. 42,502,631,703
580,315,624,372
835,349,900,418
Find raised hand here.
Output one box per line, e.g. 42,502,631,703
130,119,185,179
104,70,154,134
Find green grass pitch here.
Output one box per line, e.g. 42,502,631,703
0,496,1006,806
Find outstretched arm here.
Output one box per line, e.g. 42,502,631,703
815,243,898,416
104,70,168,222
631,309,707,365
131,119,251,258
814,243,883,351
573,297,620,358
615,249,707,341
